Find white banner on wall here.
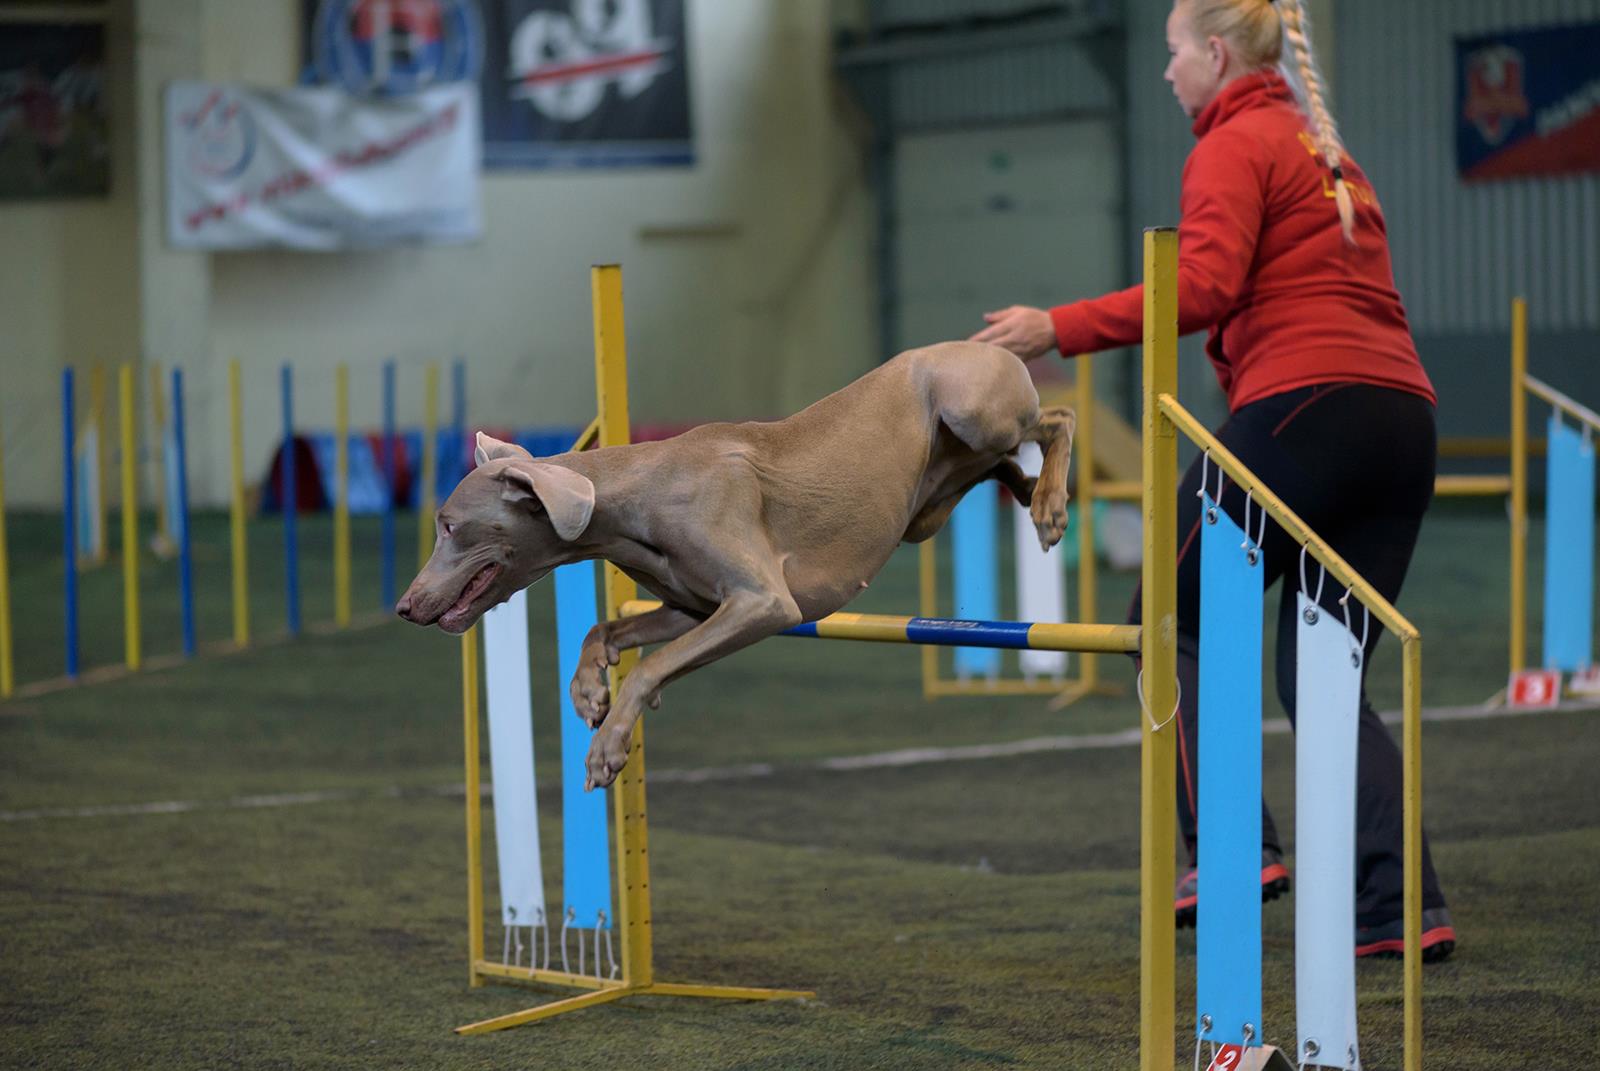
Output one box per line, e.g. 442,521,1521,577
164,80,481,250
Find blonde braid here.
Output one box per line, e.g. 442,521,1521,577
1276,0,1357,245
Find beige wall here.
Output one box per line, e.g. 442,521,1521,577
0,0,877,507
0,0,140,507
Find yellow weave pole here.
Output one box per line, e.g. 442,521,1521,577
461,626,485,988
0,408,13,699
148,363,171,551
90,365,109,566
119,365,142,670
419,363,440,570
1509,297,1528,676
228,360,249,649
1140,227,1179,1071
334,365,351,629
1402,636,1423,1071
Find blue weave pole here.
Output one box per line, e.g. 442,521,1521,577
1196,493,1264,1047
172,370,196,658
555,562,612,932
1294,591,1363,1071
1543,414,1595,672
381,360,397,611
280,365,300,637
62,369,78,678
951,486,1002,679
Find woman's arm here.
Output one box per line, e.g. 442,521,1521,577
1043,127,1269,356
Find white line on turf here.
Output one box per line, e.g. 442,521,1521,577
2,700,1593,823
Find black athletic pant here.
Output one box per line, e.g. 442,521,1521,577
1127,382,1448,927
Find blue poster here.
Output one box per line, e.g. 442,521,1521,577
1456,23,1600,181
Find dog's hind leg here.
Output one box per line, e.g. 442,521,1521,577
1023,405,1076,550
571,605,704,728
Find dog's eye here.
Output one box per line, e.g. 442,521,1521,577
442,521,455,537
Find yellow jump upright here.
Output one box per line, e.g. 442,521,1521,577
454,265,814,1035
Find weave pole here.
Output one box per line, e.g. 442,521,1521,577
147,363,171,553
119,364,142,670
281,365,300,637
381,360,397,612
1509,297,1528,675
335,365,351,628
171,369,196,659
419,363,440,569
0,405,13,698
89,365,109,566
228,360,249,649
62,368,78,679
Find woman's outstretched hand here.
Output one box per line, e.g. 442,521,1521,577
968,305,1056,361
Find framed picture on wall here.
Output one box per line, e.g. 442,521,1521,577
299,0,694,169
0,19,109,199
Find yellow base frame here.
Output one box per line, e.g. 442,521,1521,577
457,265,812,1035
455,970,814,1035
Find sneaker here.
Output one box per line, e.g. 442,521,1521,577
1174,848,1291,929
1355,907,1456,963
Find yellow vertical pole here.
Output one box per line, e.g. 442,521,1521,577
1139,227,1179,1071
0,408,13,699
592,264,652,989
419,363,440,569
90,365,109,565
228,360,250,649
1076,354,1098,691
918,540,938,699
462,626,485,986
335,365,352,628
1509,297,1528,677
1402,636,1423,1071
119,365,142,670
149,362,170,549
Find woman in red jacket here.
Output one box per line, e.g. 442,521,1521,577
972,0,1454,961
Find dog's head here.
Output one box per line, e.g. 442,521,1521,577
395,432,596,634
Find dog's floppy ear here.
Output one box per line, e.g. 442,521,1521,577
494,461,595,541
474,431,533,467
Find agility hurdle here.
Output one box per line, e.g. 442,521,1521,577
1515,350,1599,687
454,266,814,1035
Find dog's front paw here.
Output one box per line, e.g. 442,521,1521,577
571,661,611,728
584,726,633,791
1031,489,1070,551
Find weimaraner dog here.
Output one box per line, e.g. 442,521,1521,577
396,341,1074,790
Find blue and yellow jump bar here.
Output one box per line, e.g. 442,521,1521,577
619,600,1139,654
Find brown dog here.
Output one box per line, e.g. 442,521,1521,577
396,341,1073,790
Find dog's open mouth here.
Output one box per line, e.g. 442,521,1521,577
438,562,503,633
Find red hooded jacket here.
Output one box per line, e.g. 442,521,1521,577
1049,71,1435,411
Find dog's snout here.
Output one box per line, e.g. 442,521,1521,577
395,595,413,621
